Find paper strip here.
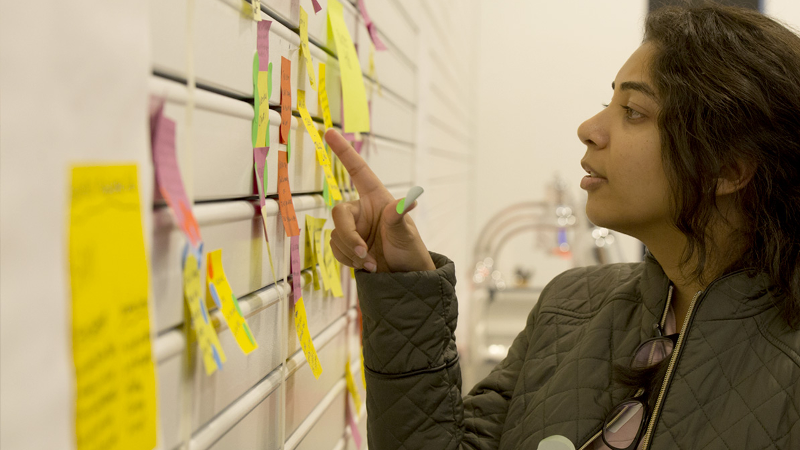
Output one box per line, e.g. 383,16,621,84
345,358,363,413
314,228,333,292
294,298,323,379
324,229,344,297
69,165,157,450
257,20,271,71
256,72,270,147
252,53,260,148
279,57,291,144
251,0,261,21
346,395,363,449
357,0,387,51
183,250,226,375
277,150,300,236
253,147,269,209
318,63,334,130
297,90,343,201
299,7,316,89
305,215,327,290
328,0,370,133
290,235,303,304
207,250,258,354
152,113,202,248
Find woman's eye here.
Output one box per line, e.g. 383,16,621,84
622,106,644,120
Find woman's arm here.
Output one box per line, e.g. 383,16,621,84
357,253,532,450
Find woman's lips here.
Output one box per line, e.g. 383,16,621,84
580,174,607,190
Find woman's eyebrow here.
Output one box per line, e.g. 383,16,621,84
611,81,658,101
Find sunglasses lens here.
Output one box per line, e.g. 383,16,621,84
603,400,644,448
632,337,674,369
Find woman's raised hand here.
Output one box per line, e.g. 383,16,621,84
324,129,435,273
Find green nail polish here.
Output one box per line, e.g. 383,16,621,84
396,198,406,214
397,186,424,214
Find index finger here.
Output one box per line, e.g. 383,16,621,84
324,129,387,195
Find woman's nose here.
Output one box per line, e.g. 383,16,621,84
577,111,609,150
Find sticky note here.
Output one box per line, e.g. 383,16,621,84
183,250,226,375
251,0,261,21
290,235,304,304
257,20,271,71
318,63,334,130
253,147,269,209
314,228,333,292
207,250,258,355
252,53,260,148
328,0,370,133
299,7,316,89
294,298,323,378
311,0,322,14
69,165,157,450
152,114,202,248
297,90,343,201
345,357,363,413
305,215,327,290
357,0,387,51
277,150,300,236
256,72,270,147
324,229,344,297
361,348,367,388
279,57,291,144
346,394,363,448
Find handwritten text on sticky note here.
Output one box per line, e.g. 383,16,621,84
277,150,300,236
207,249,258,355
69,165,158,450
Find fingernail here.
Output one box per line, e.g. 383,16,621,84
355,246,367,258
364,262,377,273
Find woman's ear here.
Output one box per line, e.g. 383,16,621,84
716,158,756,196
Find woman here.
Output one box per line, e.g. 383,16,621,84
323,2,800,449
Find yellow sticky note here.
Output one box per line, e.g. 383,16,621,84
256,71,270,147
69,165,157,450
294,298,323,378
314,228,333,292
207,249,258,354
183,253,226,375
304,215,327,291
324,229,344,297
345,357,363,415
299,7,316,89
328,0,370,132
252,0,261,21
318,63,333,130
361,348,367,388
297,90,343,201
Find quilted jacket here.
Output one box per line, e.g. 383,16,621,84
355,252,800,449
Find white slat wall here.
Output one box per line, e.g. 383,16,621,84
146,1,478,450
0,0,477,448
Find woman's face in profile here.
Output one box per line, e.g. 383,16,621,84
577,43,672,240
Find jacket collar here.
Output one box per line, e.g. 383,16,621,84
639,250,774,330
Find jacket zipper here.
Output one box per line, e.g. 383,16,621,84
638,289,702,449
639,268,750,449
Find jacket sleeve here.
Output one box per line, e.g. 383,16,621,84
356,252,532,450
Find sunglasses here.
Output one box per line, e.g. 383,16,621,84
601,333,678,450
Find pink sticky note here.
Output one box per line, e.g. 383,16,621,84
257,20,272,72
347,398,362,448
290,235,302,304
311,0,322,14
253,147,269,208
152,115,202,247
367,23,387,51
353,140,364,155
358,0,387,51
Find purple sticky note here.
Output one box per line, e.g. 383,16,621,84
347,399,362,448
290,235,302,305
152,115,202,247
257,20,272,72
358,0,387,51
311,0,322,14
253,147,269,208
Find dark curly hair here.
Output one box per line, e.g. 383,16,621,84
615,0,800,409
646,1,800,328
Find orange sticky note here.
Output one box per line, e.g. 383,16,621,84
277,150,300,236
279,57,292,144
